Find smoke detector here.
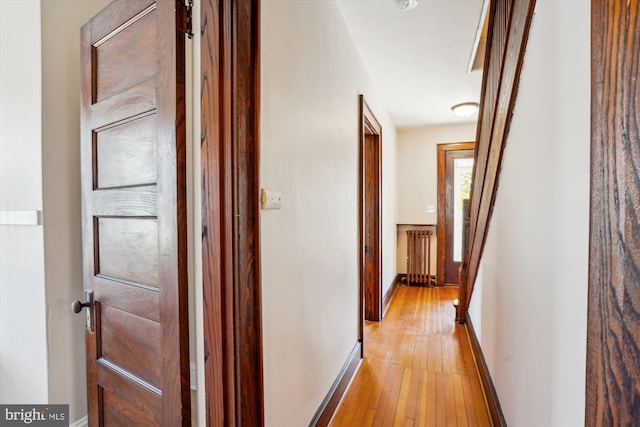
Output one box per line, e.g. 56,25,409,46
395,0,418,11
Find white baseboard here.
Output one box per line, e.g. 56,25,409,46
69,415,88,427
191,362,196,391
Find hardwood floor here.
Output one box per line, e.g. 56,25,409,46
330,285,491,427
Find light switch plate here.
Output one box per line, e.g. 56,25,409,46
427,205,435,214
261,188,282,209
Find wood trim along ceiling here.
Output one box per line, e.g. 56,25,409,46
460,0,537,315
201,0,263,424
586,1,640,424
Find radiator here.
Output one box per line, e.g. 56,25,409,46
406,230,432,286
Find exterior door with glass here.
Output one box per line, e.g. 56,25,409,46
444,149,474,284
437,142,474,286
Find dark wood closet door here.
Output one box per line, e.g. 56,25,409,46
79,0,189,424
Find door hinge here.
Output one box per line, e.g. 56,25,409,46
178,0,193,39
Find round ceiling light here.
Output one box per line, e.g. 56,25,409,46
451,102,480,117
395,0,418,11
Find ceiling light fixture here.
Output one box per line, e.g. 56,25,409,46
395,0,418,11
451,102,480,117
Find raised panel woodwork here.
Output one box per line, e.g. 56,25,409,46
90,0,156,41
102,387,160,426
99,304,161,388
93,7,156,102
96,217,159,287
97,363,162,426
94,276,159,322
95,114,157,189
81,1,189,424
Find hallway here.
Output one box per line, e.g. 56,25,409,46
330,286,490,426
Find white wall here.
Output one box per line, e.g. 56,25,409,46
40,0,110,421
1,1,203,423
0,0,49,404
468,1,590,425
260,1,397,424
396,123,476,273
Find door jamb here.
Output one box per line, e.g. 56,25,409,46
359,95,383,336
436,142,475,286
200,0,263,424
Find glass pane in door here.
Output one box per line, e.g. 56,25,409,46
453,157,474,262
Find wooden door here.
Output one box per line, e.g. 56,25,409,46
444,149,474,284
79,0,190,425
364,134,381,320
437,143,475,286
360,97,382,323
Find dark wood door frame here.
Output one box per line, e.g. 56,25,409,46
359,95,383,330
586,0,640,423
200,0,263,424
437,142,475,287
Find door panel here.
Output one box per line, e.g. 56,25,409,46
99,304,162,387
80,0,189,425
97,217,159,286
94,11,156,102
97,362,162,425
95,115,157,189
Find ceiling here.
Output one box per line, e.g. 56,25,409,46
336,0,486,129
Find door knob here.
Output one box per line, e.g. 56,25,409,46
71,299,89,313
71,290,94,332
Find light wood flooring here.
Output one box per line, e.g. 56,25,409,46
330,285,491,427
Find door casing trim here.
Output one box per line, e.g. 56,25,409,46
437,142,475,286
200,0,263,424
359,95,383,330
